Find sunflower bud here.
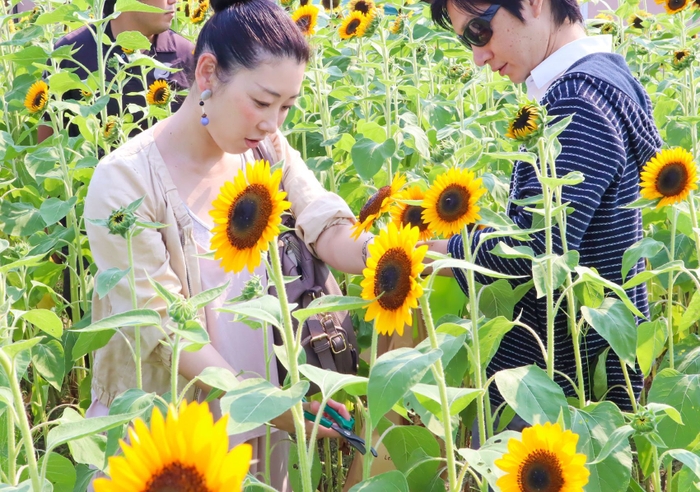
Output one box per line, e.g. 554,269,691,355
102,115,121,144
460,67,474,84
631,408,656,433
389,13,408,35
167,298,198,324
107,207,137,237
415,44,427,59
446,64,467,81
238,275,265,301
361,7,382,38
639,74,651,84
430,139,455,164
505,103,545,147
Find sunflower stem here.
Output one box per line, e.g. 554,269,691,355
268,239,313,492
419,294,459,492
461,227,487,452
652,445,662,492
171,331,181,405
620,357,638,413
362,326,379,481
126,229,143,389
667,208,678,370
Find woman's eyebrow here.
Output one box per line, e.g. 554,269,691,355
256,83,301,99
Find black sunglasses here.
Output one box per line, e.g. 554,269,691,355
458,4,501,50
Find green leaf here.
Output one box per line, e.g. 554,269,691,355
428,258,522,280
648,369,700,450
457,431,521,490
77,309,161,332
661,449,700,482
288,440,322,492
189,282,229,309
368,347,442,429
490,242,535,260
39,452,76,492
194,366,241,393
170,320,210,345
582,298,638,368
292,296,369,324
621,238,664,281
574,267,644,318
95,267,130,299
532,251,579,298
351,137,397,181
486,151,538,165
0,201,45,236
479,280,516,319
478,317,517,368
115,30,151,51
495,365,570,426
147,274,179,304
409,383,482,419
31,340,65,391
298,364,368,397
0,255,45,274
590,425,635,464
348,471,409,492
72,330,115,360
38,197,77,226
2,338,42,360
570,402,632,492
679,290,700,336
218,295,283,329
539,170,585,188
383,426,441,492
636,320,668,377
60,408,107,470
622,260,684,289
415,331,466,384
221,378,308,435
18,309,63,338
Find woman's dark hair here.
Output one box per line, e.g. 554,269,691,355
195,0,310,80
431,0,583,31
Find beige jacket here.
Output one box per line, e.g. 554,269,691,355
84,127,354,406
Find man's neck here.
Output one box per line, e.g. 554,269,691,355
109,15,155,42
543,22,587,61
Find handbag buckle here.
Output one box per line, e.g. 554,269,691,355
330,333,347,354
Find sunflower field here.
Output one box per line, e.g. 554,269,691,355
2,0,700,491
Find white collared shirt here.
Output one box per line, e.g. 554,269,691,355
525,35,613,102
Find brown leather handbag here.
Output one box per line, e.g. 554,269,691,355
254,145,359,388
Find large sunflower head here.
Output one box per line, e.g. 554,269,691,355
422,167,486,237
640,147,698,208
348,0,375,14
292,4,319,36
360,222,428,336
210,159,290,273
350,174,407,240
24,80,49,113
654,0,689,14
146,79,171,106
506,104,543,142
390,185,433,241
94,400,252,492
495,422,590,492
671,49,695,71
339,10,371,39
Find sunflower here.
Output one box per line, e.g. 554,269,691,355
671,49,694,71
146,79,171,106
339,11,371,39
348,0,374,14
322,0,341,11
107,206,137,237
600,22,617,35
495,422,590,492
210,160,290,273
102,115,120,144
190,0,209,23
640,148,698,208
350,174,407,240
389,13,407,34
654,0,689,14
390,185,433,242
506,104,542,141
422,167,486,237
627,10,651,29
361,222,428,336
292,4,319,36
93,400,252,492
24,80,49,113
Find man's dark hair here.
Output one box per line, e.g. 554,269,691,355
431,0,583,31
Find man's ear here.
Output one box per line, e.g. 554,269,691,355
195,53,218,93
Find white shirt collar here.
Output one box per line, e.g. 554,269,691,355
525,35,613,102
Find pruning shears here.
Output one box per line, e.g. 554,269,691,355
303,400,378,457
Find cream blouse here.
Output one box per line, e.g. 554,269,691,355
84,126,355,406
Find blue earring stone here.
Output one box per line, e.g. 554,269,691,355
201,115,209,126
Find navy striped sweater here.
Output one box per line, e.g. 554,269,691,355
448,53,663,410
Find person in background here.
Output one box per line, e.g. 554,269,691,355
37,0,194,142
428,0,662,439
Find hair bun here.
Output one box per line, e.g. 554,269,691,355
209,0,254,14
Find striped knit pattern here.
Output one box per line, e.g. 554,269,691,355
448,54,663,411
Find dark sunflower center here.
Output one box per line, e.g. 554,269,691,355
112,212,124,224
296,15,311,31
513,108,535,131
436,184,470,222
345,18,361,35
144,462,210,492
518,450,565,492
154,86,168,103
322,0,340,9
359,186,391,222
675,51,687,61
669,0,686,10
374,248,412,310
402,205,429,232
32,90,46,108
227,184,273,249
354,0,371,13
656,162,688,197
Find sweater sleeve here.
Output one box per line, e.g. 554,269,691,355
449,84,627,293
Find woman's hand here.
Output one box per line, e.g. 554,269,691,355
271,398,353,439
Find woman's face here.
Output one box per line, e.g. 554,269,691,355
205,56,306,155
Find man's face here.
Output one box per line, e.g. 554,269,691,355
136,0,176,37
447,0,548,84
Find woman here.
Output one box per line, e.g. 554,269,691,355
84,0,373,488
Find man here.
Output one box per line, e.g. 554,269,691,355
429,0,662,416
38,0,194,142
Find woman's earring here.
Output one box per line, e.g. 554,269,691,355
199,89,212,126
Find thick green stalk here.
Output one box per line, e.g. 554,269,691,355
0,351,41,491
126,230,143,389
6,400,16,484
171,332,181,405
667,209,677,369
419,295,459,491
263,321,272,486
620,358,638,413
268,241,312,492
652,445,662,492
363,327,379,480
